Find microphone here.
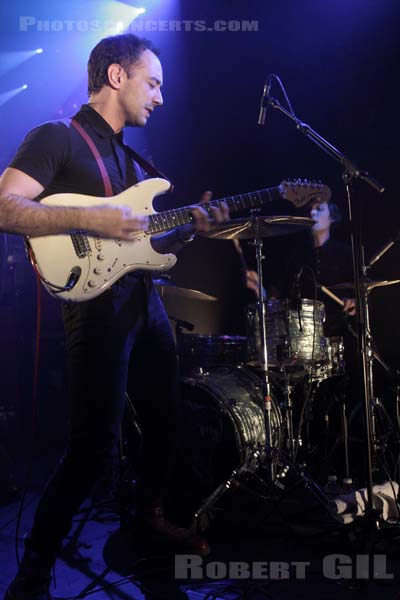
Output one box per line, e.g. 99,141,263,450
257,75,272,126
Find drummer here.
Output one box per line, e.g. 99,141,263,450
245,198,355,337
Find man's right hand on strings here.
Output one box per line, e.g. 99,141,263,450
85,204,148,240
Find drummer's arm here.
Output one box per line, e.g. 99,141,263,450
245,270,267,300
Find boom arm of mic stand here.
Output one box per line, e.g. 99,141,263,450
268,98,385,194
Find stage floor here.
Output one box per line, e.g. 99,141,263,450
1,466,400,600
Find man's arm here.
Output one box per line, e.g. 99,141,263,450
0,167,147,240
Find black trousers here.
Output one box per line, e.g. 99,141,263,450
28,275,178,565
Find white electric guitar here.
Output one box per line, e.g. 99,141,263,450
27,177,330,302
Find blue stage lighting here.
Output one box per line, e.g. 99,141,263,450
35,48,44,54
0,84,29,107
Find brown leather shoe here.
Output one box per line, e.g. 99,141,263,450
136,500,211,557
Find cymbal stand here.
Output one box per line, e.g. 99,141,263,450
283,380,300,460
362,258,380,453
252,229,275,481
322,280,398,466
364,244,400,453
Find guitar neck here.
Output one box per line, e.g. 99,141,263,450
147,185,282,235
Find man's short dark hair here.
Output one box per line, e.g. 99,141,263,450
87,33,160,95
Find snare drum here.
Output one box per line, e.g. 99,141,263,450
246,298,327,368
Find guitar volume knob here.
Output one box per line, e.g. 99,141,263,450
97,253,105,260
88,280,96,288
94,267,102,275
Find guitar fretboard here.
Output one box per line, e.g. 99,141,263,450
147,185,282,235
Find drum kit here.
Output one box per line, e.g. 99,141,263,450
158,214,400,525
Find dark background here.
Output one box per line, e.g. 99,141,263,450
0,0,399,454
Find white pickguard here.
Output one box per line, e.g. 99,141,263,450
27,178,177,302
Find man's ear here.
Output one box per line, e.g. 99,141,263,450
108,63,123,89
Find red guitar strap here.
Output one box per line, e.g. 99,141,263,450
70,117,173,194
70,118,113,197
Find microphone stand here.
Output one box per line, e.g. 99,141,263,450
264,97,386,536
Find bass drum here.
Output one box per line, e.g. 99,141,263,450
174,367,282,512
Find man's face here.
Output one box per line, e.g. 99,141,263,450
119,49,163,127
309,201,333,233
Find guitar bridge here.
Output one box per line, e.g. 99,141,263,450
71,231,92,258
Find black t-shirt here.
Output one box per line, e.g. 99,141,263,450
9,103,145,198
264,233,354,336
276,235,353,293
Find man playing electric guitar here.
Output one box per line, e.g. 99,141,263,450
2,33,229,600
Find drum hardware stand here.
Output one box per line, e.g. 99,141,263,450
322,283,400,452
250,259,331,503
192,445,334,533
283,381,300,459
396,385,400,433
192,448,264,529
365,239,400,450
250,229,276,482
341,395,351,481
268,446,332,520
321,378,351,482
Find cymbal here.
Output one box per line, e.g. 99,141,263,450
153,278,218,302
329,278,400,292
199,216,315,240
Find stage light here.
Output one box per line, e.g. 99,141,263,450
0,84,29,107
136,7,146,15
115,21,125,32
0,49,45,77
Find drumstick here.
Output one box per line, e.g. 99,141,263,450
232,239,261,300
320,284,345,307
303,269,346,308
232,238,248,271
320,283,359,341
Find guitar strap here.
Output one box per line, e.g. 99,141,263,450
70,119,113,197
120,142,172,184
70,118,172,196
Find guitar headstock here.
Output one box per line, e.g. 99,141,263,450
280,179,332,208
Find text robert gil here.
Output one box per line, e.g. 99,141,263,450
175,554,394,580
